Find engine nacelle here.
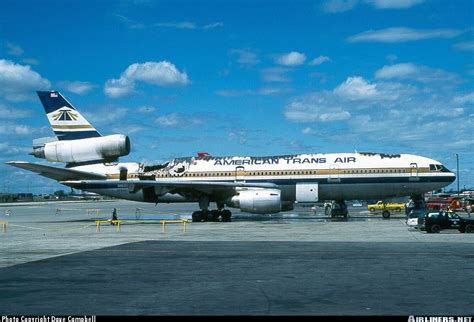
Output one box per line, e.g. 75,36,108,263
227,188,282,214
35,134,130,163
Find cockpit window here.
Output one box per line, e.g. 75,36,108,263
439,165,451,172
430,164,451,172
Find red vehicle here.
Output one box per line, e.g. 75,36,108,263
426,196,463,211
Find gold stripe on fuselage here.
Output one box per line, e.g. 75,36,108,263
106,167,433,180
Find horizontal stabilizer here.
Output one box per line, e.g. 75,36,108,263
5,161,107,181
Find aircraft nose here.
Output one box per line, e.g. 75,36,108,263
448,173,456,184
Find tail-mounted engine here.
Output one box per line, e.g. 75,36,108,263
31,134,130,164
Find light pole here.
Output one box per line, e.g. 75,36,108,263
455,153,460,197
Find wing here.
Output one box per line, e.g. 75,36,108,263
5,161,107,181
61,179,278,196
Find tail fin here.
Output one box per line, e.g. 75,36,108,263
37,91,101,141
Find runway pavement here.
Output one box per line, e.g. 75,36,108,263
0,200,473,315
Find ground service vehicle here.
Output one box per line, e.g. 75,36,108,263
406,209,428,229
367,201,405,219
422,211,474,233
426,196,463,211
329,201,348,218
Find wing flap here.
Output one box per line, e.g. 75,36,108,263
6,161,107,181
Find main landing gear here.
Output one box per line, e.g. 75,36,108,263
191,209,232,222
191,197,232,222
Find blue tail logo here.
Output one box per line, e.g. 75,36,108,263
37,91,101,141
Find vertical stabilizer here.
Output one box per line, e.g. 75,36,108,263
37,91,101,141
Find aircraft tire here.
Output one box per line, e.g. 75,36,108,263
192,211,202,222
210,210,220,222
221,210,232,222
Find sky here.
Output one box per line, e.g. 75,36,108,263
0,0,473,194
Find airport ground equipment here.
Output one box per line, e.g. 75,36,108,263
0,221,7,233
160,219,189,233
95,220,123,232
367,201,405,219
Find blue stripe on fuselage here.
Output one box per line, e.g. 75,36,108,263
70,175,455,190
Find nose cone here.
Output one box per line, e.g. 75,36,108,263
448,172,456,184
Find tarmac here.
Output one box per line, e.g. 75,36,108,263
0,200,473,316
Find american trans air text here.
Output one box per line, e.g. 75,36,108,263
213,156,330,166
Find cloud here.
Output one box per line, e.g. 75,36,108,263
104,77,135,98
309,56,331,65
283,68,474,162
123,61,189,86
215,87,289,97
0,142,31,156
155,113,203,127
153,22,197,29
365,0,425,9
0,123,36,136
452,93,474,105
115,15,224,31
203,22,224,30
0,104,32,119
261,67,291,82
320,0,358,13
348,27,463,43
333,76,379,100
375,63,460,83
59,81,96,95
21,58,39,65
284,75,417,123
0,59,51,101
453,41,474,52
153,21,224,30
275,51,306,66
138,106,157,113
230,49,260,65
104,61,189,98
321,0,424,13
83,107,129,125
284,91,351,123
6,42,24,56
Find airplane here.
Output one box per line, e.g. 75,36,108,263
6,91,456,222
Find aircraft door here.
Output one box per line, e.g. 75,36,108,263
409,163,419,181
328,164,341,183
235,166,245,183
296,183,319,202
119,167,128,180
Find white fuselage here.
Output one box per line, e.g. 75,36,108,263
71,152,455,203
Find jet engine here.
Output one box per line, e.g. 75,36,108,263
227,188,282,214
32,134,130,164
